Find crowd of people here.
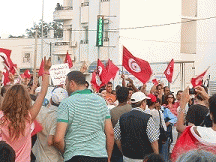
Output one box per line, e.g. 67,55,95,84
0,58,216,162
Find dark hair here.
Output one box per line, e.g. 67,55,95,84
209,94,216,124
131,100,146,108
163,86,169,91
85,81,89,88
1,86,6,97
67,71,86,85
0,141,15,162
116,87,129,103
147,99,155,107
164,93,175,105
144,153,164,162
115,85,121,91
128,87,133,92
99,88,106,93
177,90,183,95
107,82,112,85
156,84,162,90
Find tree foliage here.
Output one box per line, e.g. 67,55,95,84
26,20,63,38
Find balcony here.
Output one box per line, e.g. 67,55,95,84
53,6,73,22
53,41,73,56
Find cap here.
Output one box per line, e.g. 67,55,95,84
131,92,150,103
148,93,157,102
51,88,68,105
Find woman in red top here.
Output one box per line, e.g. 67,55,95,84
163,93,179,117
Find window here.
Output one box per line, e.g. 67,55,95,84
23,53,31,63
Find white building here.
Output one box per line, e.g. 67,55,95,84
53,0,216,93
0,36,59,74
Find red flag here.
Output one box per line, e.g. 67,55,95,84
38,59,44,77
0,48,16,74
164,59,174,83
191,69,208,88
122,46,152,84
91,70,103,92
23,70,31,79
2,68,10,86
64,51,73,68
152,78,159,86
97,59,107,84
105,59,119,82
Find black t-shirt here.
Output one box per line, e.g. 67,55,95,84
186,104,209,126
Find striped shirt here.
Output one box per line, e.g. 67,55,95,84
57,89,110,161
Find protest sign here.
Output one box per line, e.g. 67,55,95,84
49,63,70,86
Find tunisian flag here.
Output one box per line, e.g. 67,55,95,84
2,67,10,86
91,71,102,92
38,59,44,77
23,70,31,79
97,59,107,85
106,59,119,82
0,48,17,74
64,51,73,68
164,59,174,83
191,69,208,87
122,46,152,84
152,78,159,86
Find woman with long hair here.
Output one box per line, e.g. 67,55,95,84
164,93,178,117
0,57,51,162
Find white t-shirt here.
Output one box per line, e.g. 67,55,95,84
32,105,63,162
197,126,216,143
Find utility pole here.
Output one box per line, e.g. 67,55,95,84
41,0,44,60
33,26,38,82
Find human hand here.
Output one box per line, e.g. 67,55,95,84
43,57,51,72
121,74,125,80
195,86,209,100
126,78,133,84
180,86,190,104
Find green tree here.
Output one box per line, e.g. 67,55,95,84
8,34,25,38
26,20,63,38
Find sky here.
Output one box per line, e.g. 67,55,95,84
0,0,63,38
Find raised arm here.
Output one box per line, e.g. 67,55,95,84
29,57,51,121
176,87,190,133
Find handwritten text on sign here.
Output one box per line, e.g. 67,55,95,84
50,64,70,86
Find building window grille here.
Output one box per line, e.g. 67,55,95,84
23,53,31,63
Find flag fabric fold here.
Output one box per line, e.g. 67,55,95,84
64,52,73,68
164,59,174,83
97,59,107,85
91,70,102,92
106,59,119,82
191,69,208,87
23,70,31,79
2,68,10,86
152,78,159,86
0,48,17,75
122,46,152,84
38,59,44,77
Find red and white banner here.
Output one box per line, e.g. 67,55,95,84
164,59,174,83
91,70,102,92
122,46,152,84
0,48,17,75
191,69,208,87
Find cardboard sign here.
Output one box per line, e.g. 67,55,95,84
50,64,70,86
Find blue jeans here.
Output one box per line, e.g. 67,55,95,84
111,143,123,162
160,137,171,162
